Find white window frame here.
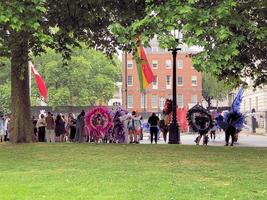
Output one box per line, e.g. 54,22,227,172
159,97,165,111
127,60,133,68
127,95,133,108
192,94,198,104
152,60,158,69
151,95,158,108
177,76,183,86
165,60,171,69
166,75,171,89
152,76,158,89
127,75,133,86
178,94,183,108
177,59,184,69
191,76,197,86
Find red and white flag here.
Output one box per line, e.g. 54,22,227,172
29,61,48,101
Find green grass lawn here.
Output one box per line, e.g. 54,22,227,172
0,143,266,200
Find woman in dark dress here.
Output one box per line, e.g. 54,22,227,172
55,114,66,142
69,116,76,142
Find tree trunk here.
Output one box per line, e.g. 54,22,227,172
9,32,33,143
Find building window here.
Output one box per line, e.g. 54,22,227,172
177,59,184,69
127,95,133,108
127,60,133,68
191,76,197,86
152,47,158,52
141,93,147,109
127,76,133,86
165,60,171,68
159,97,165,111
152,95,158,108
152,60,158,69
166,75,171,89
192,94,198,104
152,76,158,89
178,94,183,108
177,76,183,86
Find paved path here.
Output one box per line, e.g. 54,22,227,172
140,131,267,147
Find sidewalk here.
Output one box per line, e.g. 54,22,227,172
240,128,267,136
140,131,267,147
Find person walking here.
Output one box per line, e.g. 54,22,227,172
4,115,10,141
75,110,85,143
209,124,216,140
251,108,258,133
127,111,142,144
148,113,159,144
45,112,55,143
36,114,47,142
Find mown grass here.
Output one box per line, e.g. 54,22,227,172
0,143,266,200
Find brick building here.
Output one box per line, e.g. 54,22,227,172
122,39,203,113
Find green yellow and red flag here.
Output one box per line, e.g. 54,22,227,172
135,43,155,92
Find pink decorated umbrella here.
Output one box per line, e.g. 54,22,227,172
85,107,113,140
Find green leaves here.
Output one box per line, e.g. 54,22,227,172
32,45,121,106
0,82,11,114
112,0,266,87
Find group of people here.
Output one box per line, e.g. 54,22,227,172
127,111,160,144
0,108,163,144
29,109,163,144
32,111,86,143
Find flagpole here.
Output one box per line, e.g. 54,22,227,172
125,51,128,110
29,61,31,97
143,89,146,113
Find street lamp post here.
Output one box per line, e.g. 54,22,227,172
168,30,181,144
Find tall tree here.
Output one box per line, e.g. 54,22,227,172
202,72,231,110
112,0,267,87
0,0,147,143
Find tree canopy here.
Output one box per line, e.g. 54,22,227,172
112,0,267,87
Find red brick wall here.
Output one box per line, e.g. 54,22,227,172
122,51,203,113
